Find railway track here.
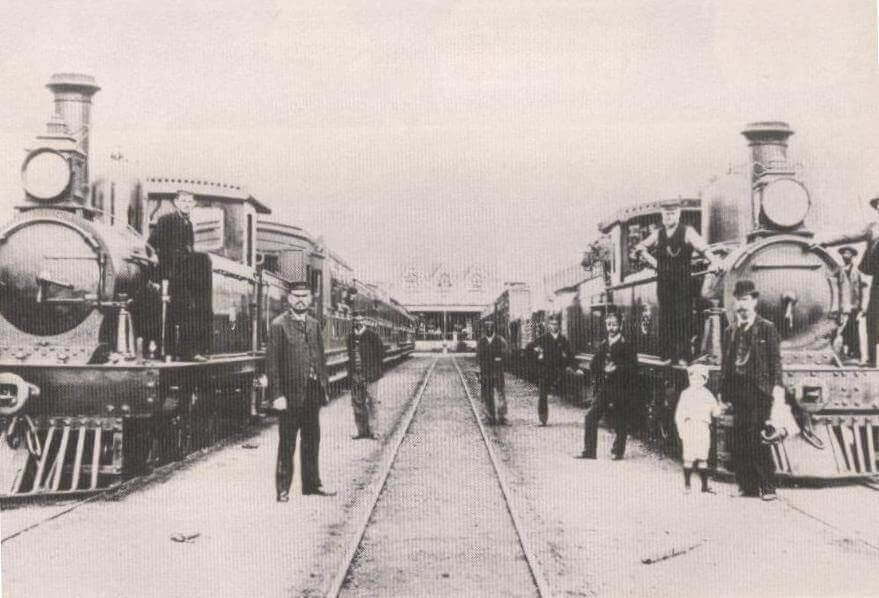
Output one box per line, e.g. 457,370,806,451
325,355,551,597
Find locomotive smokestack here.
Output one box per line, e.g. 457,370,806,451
741,121,794,180
742,121,794,238
46,73,100,183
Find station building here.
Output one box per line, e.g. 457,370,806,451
385,262,506,347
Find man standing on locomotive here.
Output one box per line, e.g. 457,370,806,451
477,319,509,425
721,280,782,501
347,310,384,440
633,200,722,365
814,200,879,365
837,246,868,363
147,190,206,361
266,281,334,501
577,309,638,460
526,313,575,426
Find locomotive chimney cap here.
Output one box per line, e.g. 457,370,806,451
46,73,101,96
741,121,794,145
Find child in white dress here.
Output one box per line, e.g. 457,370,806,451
675,364,723,493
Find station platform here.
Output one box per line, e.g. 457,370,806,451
3,355,879,597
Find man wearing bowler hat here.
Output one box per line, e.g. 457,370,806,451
720,280,783,500
526,313,576,426
633,200,723,364
837,246,868,363
266,281,334,501
815,197,879,364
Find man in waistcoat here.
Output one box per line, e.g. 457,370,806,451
526,314,576,426
577,310,639,460
720,280,783,500
815,199,879,365
347,311,384,439
633,200,722,364
266,281,334,501
477,319,509,425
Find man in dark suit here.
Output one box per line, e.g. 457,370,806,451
266,281,334,501
720,279,783,501
527,314,575,426
577,310,638,460
477,319,509,425
147,191,206,361
347,310,384,439
837,246,868,363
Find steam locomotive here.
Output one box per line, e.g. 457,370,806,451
0,74,414,499
494,122,879,480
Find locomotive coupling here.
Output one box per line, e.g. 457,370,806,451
0,373,40,416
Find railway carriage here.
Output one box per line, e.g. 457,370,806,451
0,74,413,499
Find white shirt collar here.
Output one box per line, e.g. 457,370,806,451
289,311,306,321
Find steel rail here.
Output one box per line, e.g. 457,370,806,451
324,356,439,598
450,355,553,598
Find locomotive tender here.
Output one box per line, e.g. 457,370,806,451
0,74,414,498
503,122,878,480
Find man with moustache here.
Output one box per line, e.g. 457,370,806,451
477,319,509,425
347,311,384,440
266,281,334,501
577,310,638,460
720,280,782,500
633,201,722,364
527,314,576,426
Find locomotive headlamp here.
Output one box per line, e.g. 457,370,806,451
0,373,39,416
22,148,72,201
760,178,811,229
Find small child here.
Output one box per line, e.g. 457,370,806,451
674,364,723,494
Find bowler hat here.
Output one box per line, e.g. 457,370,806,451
838,246,858,257
548,314,560,323
660,199,682,210
351,310,364,318
869,196,879,210
733,279,759,298
288,281,310,292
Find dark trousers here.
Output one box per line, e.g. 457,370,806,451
729,383,775,495
480,372,506,422
658,282,691,363
538,370,560,425
582,390,629,458
276,382,322,495
841,309,861,359
868,285,879,365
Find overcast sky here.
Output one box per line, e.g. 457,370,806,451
2,1,878,286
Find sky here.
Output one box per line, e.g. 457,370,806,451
1,1,878,287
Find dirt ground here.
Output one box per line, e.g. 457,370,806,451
342,358,536,597
1,357,431,598
458,359,879,598
3,354,878,597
